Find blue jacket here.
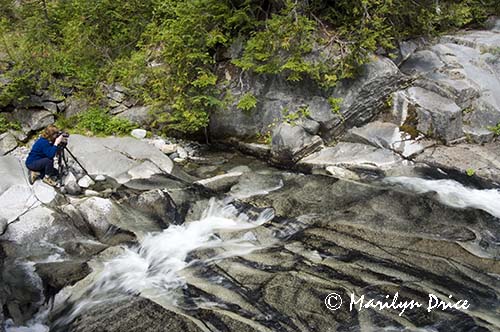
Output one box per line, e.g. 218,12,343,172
25,137,59,166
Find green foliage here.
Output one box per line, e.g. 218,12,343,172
256,131,272,145
233,1,333,85
237,93,257,113
59,107,136,136
488,123,500,136
282,105,311,126
0,114,21,134
328,97,343,118
0,0,497,135
466,168,475,177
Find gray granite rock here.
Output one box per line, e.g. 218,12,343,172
195,171,243,192
0,132,17,155
9,108,54,134
66,135,174,185
131,128,147,139
0,156,40,224
344,121,431,158
110,104,129,115
415,143,500,184
271,123,323,164
398,27,500,144
64,97,89,118
78,175,95,189
0,218,7,235
42,101,58,114
463,126,495,144
407,87,464,143
298,142,403,172
63,172,82,195
116,106,154,126
107,91,125,103
210,56,404,143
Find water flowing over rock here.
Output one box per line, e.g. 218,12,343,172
42,164,500,332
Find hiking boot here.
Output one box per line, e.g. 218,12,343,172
28,170,40,185
42,176,58,187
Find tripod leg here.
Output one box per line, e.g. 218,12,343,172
64,147,92,179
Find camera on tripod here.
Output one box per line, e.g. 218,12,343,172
57,130,70,148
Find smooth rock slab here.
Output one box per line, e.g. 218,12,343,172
0,132,17,155
344,121,430,158
298,142,403,172
195,172,243,192
415,143,500,184
66,135,174,185
33,180,57,204
0,156,40,223
1,206,55,243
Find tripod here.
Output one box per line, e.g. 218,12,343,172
56,145,92,186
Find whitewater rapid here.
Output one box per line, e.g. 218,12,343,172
384,177,500,219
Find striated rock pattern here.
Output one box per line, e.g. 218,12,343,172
50,160,499,332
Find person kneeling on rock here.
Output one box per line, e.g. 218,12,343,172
25,125,65,187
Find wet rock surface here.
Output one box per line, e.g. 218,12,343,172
29,150,497,332
54,297,203,332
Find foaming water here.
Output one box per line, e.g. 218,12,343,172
385,177,500,218
52,198,275,327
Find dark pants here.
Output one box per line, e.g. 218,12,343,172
26,158,58,179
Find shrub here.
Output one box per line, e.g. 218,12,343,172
237,93,257,113
61,107,137,136
0,114,21,133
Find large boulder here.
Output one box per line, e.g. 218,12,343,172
398,25,500,143
406,87,463,143
298,142,403,174
270,123,323,164
210,56,404,144
343,121,433,158
72,196,165,242
7,108,54,134
66,135,174,186
35,261,92,295
64,96,89,119
116,106,155,126
1,262,44,325
122,189,180,226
